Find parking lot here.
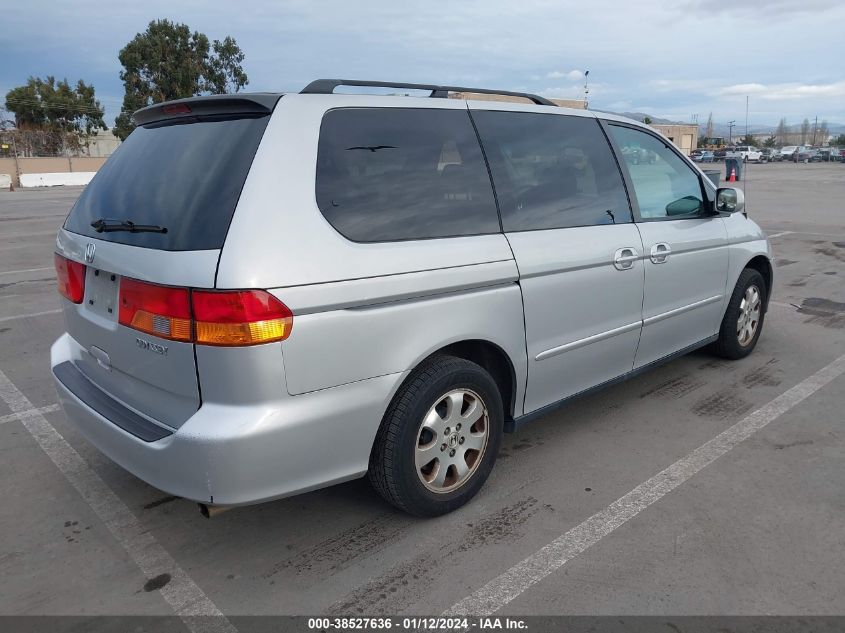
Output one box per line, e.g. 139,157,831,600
1,162,844,625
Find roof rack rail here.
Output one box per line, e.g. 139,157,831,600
300,79,557,107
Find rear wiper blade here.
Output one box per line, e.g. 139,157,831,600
91,218,168,234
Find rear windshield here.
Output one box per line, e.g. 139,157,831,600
64,115,270,251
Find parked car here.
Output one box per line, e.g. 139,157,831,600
779,145,799,161
692,150,715,163
790,146,817,162
759,148,777,163
727,146,763,162
621,145,658,164
713,148,728,161
817,148,839,162
51,80,773,517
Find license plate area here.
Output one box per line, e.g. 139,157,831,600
85,268,119,322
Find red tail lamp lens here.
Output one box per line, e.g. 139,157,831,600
54,253,86,304
162,103,192,115
118,278,191,342
192,290,293,346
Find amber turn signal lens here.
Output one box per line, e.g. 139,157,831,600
192,290,293,346
118,278,192,342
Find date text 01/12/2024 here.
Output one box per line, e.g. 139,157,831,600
306,617,528,630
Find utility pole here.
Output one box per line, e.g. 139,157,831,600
812,115,818,146
727,120,736,144
745,96,749,142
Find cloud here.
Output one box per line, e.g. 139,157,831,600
2,0,845,126
682,0,840,17
546,70,584,81
716,81,845,100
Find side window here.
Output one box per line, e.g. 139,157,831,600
472,111,631,231
608,125,705,220
315,108,499,242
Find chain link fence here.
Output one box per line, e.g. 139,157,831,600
0,128,120,159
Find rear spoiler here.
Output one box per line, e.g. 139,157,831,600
133,93,283,126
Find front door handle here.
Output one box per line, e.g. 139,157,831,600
613,247,639,271
649,242,672,264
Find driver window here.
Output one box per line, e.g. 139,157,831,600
609,125,705,220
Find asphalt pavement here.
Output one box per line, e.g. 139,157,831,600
0,162,843,626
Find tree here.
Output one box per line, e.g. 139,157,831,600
800,118,810,144
705,112,714,138
643,116,653,125
818,120,829,145
763,135,777,148
739,134,756,146
4,76,106,155
114,19,249,139
207,37,249,94
832,133,845,147
775,117,787,145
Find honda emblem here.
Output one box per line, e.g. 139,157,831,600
84,243,96,264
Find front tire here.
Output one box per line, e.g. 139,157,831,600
368,355,503,516
714,268,766,360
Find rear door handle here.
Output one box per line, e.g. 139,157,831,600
613,247,639,271
649,242,672,264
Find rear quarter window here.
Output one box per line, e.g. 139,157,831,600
315,108,500,242
64,115,270,251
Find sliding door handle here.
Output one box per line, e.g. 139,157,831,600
613,247,639,270
649,242,672,264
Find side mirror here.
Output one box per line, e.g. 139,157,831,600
716,187,745,214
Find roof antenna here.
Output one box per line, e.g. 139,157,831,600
583,70,590,109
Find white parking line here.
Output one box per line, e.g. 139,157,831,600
1,230,61,239
445,352,845,618
0,403,60,424
0,266,53,276
766,231,793,239
0,243,53,251
0,309,62,323
0,369,236,633
761,228,845,239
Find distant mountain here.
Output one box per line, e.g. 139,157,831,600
593,110,678,124
600,111,844,138
617,112,677,125
709,122,845,138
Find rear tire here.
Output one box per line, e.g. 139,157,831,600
368,355,503,517
714,268,766,360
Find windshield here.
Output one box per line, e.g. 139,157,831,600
64,115,270,251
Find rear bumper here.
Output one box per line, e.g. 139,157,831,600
51,333,404,505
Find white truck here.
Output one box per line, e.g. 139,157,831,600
727,145,763,162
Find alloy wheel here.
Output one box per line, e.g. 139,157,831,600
415,389,489,493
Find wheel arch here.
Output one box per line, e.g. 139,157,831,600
383,338,519,428
435,339,518,422
743,255,773,311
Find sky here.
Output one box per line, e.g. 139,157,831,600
3,0,845,129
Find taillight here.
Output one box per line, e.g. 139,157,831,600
118,278,192,342
54,253,86,304
193,290,293,346
117,279,293,347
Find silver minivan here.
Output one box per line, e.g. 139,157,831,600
51,80,773,517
